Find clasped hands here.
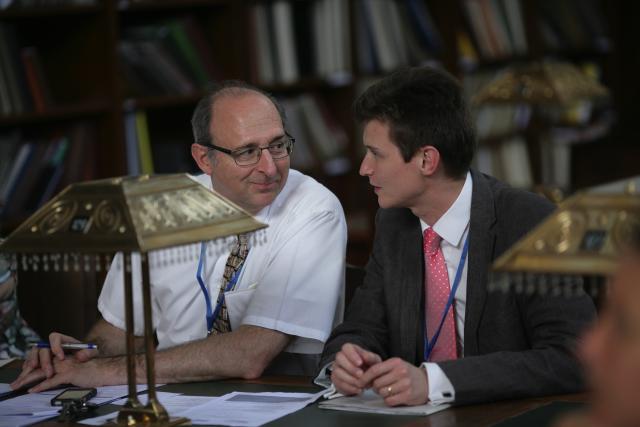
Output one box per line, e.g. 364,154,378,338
330,343,429,407
11,332,100,393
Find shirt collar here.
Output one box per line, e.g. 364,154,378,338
420,172,472,247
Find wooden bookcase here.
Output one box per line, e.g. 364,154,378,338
0,0,636,338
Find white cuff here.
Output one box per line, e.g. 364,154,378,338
313,361,333,388
313,362,345,399
422,362,455,404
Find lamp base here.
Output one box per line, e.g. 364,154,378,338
108,415,190,426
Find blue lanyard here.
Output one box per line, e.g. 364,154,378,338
423,233,470,362
196,241,245,334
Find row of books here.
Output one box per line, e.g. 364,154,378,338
461,0,609,63
540,114,614,190
124,109,153,175
538,0,610,53
249,0,351,85
355,0,443,74
467,63,613,190
474,136,533,189
119,17,220,98
479,115,614,192
463,71,532,140
461,0,527,61
281,94,350,175
464,64,532,188
0,122,97,219
124,109,199,176
123,94,350,178
0,24,53,116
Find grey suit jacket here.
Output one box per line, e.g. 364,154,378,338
321,170,596,405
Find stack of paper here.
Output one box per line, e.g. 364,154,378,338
82,390,325,427
0,383,147,427
318,389,450,415
80,392,212,426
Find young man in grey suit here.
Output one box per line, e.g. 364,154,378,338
320,66,596,406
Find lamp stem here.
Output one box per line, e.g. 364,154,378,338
124,253,138,398
141,252,168,421
117,252,143,424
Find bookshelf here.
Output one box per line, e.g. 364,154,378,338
1,0,636,337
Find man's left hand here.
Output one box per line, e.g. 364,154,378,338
20,357,107,393
358,357,429,406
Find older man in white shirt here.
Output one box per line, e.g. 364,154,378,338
13,81,347,391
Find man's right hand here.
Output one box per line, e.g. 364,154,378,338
10,332,98,390
331,343,382,396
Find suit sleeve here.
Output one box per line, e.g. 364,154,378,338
319,210,391,368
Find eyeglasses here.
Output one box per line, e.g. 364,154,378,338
196,133,295,167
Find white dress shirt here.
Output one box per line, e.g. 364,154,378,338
420,171,472,403
98,170,347,358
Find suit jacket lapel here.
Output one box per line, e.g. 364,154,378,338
464,170,497,356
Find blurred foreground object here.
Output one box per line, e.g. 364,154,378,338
491,176,640,297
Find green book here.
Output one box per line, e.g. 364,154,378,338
135,110,154,175
165,20,209,87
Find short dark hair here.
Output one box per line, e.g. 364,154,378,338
354,66,476,179
191,80,286,146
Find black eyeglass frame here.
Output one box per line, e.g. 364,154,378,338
195,132,295,166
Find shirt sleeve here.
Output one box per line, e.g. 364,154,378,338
240,204,347,352
423,362,456,404
97,252,151,336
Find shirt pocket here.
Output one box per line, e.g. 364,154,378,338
225,286,257,330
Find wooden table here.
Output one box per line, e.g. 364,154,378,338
1,362,587,426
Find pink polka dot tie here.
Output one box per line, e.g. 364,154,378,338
424,228,458,362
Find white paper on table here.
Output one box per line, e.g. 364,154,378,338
80,393,214,426
0,391,64,417
0,383,12,394
0,384,148,416
78,412,116,426
0,414,57,427
180,390,325,426
318,389,451,415
88,384,149,404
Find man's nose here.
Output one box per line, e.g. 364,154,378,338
256,148,278,175
359,154,372,176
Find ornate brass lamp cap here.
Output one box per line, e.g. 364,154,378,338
0,174,266,255
491,177,640,296
472,61,610,106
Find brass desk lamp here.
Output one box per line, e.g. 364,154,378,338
471,61,611,190
472,61,609,106
0,174,267,426
491,177,640,297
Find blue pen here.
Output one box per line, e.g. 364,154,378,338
30,342,98,350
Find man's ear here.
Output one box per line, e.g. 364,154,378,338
418,146,440,176
191,143,214,175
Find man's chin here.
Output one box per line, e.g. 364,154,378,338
247,193,278,213
376,194,396,209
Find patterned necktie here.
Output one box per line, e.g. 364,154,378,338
423,228,458,362
212,234,249,334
